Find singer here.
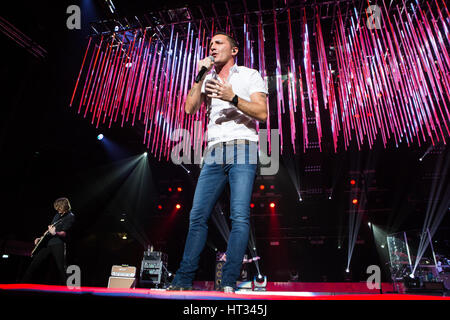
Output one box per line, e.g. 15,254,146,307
168,32,268,293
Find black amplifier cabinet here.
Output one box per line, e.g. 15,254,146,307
139,251,168,288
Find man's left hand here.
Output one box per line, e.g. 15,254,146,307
205,79,235,102
48,225,56,236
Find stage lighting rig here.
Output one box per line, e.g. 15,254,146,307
253,274,267,291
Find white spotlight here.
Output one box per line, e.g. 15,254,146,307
381,244,385,248
253,274,267,291
107,0,116,13
143,152,148,157
345,268,350,273
2,254,9,259
368,222,371,227
97,134,104,140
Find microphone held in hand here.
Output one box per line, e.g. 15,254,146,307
194,56,214,83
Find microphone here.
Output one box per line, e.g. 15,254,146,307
194,56,214,83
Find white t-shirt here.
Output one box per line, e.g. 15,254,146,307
201,63,268,147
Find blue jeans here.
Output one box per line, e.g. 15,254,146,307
172,141,257,289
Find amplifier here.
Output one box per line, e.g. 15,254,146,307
107,276,136,289
141,260,165,269
108,265,136,289
140,251,168,287
143,251,168,263
111,265,136,277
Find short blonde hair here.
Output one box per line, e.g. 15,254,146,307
53,197,71,212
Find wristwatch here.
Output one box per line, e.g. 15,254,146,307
231,94,238,106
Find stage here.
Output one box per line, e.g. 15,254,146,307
1,282,448,300
2,282,448,318
1,2,450,318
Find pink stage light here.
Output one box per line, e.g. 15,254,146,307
70,1,450,158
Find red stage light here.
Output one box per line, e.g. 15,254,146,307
269,202,276,208
350,179,356,185
177,187,182,192
175,204,181,210
168,187,172,192
250,203,255,208
157,205,162,210
352,199,358,204
259,185,265,190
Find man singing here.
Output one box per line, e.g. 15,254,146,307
168,32,268,293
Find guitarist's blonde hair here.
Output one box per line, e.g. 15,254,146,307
53,197,71,213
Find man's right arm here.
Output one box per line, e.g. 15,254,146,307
185,57,214,114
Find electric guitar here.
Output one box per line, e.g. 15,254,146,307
30,219,64,257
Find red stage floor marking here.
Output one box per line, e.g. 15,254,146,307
0,284,448,300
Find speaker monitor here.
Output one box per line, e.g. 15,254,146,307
214,261,225,290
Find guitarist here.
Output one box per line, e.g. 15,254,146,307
21,197,75,285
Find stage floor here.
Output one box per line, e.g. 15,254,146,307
1,283,448,300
